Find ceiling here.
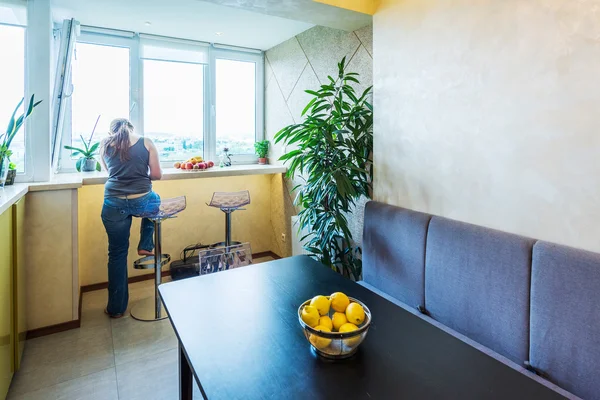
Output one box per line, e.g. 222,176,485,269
51,0,314,50
200,0,372,32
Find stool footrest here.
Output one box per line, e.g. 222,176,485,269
133,254,171,270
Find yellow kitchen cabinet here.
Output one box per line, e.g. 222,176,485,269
12,198,25,371
0,207,14,399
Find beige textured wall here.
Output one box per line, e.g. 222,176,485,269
25,191,76,330
78,175,275,286
265,24,373,255
374,0,600,251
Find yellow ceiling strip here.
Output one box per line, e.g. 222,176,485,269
312,0,380,15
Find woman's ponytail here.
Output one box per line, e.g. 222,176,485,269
105,118,134,161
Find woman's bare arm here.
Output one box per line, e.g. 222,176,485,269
145,138,163,180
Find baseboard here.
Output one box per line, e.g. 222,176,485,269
27,290,83,340
81,251,282,292
28,250,284,339
26,319,80,340
253,250,282,260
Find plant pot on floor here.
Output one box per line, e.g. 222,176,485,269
258,157,267,165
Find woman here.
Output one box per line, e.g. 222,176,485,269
100,118,163,318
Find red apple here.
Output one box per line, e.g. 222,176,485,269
174,162,181,169
207,161,214,168
198,162,208,170
185,162,194,170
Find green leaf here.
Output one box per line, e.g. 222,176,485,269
88,142,100,155
301,97,317,116
304,90,321,97
64,145,86,154
75,158,83,172
95,161,101,172
5,97,24,141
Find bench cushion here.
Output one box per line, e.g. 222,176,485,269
362,201,431,309
425,216,535,364
530,242,600,400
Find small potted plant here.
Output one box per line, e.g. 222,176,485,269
220,147,232,167
64,115,102,172
254,140,269,165
5,162,16,186
0,95,42,187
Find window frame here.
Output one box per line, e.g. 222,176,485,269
59,31,137,171
59,29,264,171
208,46,265,164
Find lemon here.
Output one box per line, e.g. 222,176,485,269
301,305,320,327
318,316,333,330
339,322,361,347
310,295,331,316
345,302,365,325
309,325,332,349
339,322,359,333
331,312,347,331
330,292,350,313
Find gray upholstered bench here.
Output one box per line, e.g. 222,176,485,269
360,201,599,400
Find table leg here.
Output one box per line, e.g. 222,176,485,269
179,342,193,400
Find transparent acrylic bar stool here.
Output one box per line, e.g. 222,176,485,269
198,243,253,275
131,196,186,322
207,191,250,248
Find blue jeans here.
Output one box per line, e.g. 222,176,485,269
101,191,161,315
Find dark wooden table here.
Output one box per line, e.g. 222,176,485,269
159,256,566,400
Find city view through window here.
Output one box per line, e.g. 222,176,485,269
0,24,25,172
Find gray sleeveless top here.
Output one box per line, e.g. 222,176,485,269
104,138,152,198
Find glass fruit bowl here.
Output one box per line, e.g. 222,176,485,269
297,297,372,359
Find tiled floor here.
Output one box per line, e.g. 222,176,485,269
8,256,275,400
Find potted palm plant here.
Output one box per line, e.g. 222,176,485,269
64,115,102,172
0,95,42,187
254,140,269,164
275,57,373,280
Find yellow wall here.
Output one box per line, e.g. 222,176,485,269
374,0,600,252
13,197,27,370
24,191,76,330
79,175,276,286
0,208,13,399
269,174,295,258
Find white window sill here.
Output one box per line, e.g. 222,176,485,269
0,164,287,214
47,164,287,188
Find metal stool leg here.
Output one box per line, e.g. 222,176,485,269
131,220,169,322
225,211,232,248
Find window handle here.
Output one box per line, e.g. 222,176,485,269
130,102,137,113
211,105,216,117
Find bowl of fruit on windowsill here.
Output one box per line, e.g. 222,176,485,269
298,292,371,359
174,156,215,171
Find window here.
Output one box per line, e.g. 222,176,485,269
142,61,204,162
0,24,25,172
215,58,256,155
68,41,130,159
60,30,264,170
